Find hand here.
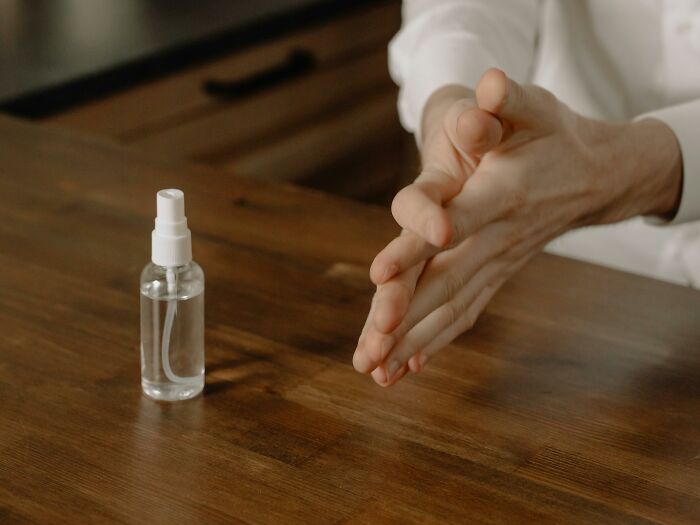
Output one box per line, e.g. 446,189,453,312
352,84,504,383
354,68,683,387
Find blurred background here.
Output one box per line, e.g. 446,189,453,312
0,0,416,205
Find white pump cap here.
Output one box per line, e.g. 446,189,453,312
151,189,192,267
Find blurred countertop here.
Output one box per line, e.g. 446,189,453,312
0,0,375,117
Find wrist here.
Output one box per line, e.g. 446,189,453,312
590,118,682,223
625,119,683,219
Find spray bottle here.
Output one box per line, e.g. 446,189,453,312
140,189,205,401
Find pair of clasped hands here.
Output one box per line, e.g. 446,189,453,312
352,68,682,387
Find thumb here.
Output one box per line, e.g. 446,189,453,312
393,103,503,248
443,100,504,160
391,95,505,248
476,68,555,128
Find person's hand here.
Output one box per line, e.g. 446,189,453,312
354,68,683,387
352,84,504,383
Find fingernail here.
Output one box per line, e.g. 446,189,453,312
386,360,400,380
381,264,397,282
371,367,386,384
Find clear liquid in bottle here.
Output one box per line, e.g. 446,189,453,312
140,261,205,401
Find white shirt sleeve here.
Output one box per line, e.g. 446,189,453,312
388,0,540,141
636,99,700,225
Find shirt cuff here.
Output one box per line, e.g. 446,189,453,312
389,33,498,144
636,99,700,225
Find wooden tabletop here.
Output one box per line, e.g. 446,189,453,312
0,115,699,524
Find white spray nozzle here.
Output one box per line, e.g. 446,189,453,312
157,188,186,222
152,188,192,267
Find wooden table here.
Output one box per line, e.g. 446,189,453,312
1,115,699,524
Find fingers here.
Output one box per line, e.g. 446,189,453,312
445,165,525,244
370,231,438,285
452,106,503,157
362,175,516,372
415,251,534,370
352,262,423,374
384,250,535,384
391,172,458,248
391,159,525,268
378,220,514,340
352,291,380,373
476,68,556,128
440,99,503,162
391,98,505,248
379,250,512,382
373,262,424,334
371,362,409,387
408,274,506,373
374,166,523,286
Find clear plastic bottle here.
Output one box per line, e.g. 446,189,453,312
140,189,205,401
140,261,204,400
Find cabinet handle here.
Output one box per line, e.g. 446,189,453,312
202,49,316,100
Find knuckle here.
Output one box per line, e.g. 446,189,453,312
502,178,529,213
443,302,461,327
511,187,528,210
449,214,469,246
503,227,523,249
394,280,413,305
441,272,463,301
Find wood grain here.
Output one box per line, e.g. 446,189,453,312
224,89,399,180
0,115,699,524
44,1,401,139
43,1,404,203
130,48,395,165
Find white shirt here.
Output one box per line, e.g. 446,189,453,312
389,0,700,287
